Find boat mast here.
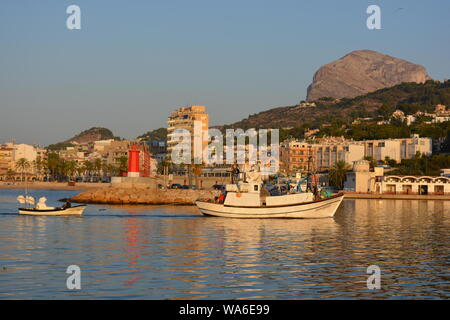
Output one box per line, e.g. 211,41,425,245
25,169,28,208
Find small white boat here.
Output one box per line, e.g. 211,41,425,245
196,169,343,219
17,195,86,216
18,205,86,216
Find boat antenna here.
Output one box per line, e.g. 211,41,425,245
25,168,28,208
306,155,313,192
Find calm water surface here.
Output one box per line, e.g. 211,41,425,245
0,189,448,299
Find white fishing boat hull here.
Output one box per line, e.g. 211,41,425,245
18,205,86,216
196,194,344,219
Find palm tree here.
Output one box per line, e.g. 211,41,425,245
328,160,351,190
15,158,30,182
103,163,116,180
76,165,85,180
59,160,70,181
65,160,78,181
35,156,44,181
117,156,128,175
82,160,94,182
46,153,60,181
94,158,102,178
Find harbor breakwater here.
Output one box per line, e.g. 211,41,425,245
70,186,217,205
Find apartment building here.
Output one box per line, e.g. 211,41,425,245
363,134,432,163
314,143,365,171
167,105,209,161
0,143,14,178
280,140,316,173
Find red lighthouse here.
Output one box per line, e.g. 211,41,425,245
128,144,140,177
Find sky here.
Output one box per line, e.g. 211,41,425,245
1,0,449,146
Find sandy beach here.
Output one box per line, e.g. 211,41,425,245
0,181,109,191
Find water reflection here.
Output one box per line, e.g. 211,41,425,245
0,189,449,299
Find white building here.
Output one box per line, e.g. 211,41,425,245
345,160,450,195
363,135,432,163
13,144,38,163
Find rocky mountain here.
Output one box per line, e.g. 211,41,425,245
306,50,431,101
67,127,115,144
47,127,116,150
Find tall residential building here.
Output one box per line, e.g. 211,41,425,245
0,143,14,178
167,105,209,161
13,144,38,163
280,140,316,173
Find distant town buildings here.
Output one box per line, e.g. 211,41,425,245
280,135,432,174
0,141,47,180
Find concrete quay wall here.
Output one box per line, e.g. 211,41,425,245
344,192,450,200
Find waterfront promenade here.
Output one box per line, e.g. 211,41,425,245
0,181,107,191
344,192,450,200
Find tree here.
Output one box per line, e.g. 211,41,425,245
65,160,78,181
93,158,103,177
15,158,30,182
117,156,128,174
383,156,397,167
82,160,94,181
34,156,44,181
328,160,350,190
46,153,61,181
363,156,377,168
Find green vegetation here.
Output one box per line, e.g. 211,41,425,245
137,127,167,141
15,158,31,182
41,152,120,182
71,127,115,141
389,154,450,176
328,160,351,190
47,142,75,151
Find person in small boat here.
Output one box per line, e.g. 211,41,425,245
231,164,240,184
62,201,72,209
217,192,225,204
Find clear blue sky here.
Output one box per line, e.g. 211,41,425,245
1,0,449,146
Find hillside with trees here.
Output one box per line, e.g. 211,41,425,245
221,80,450,142
47,127,119,150
137,128,167,141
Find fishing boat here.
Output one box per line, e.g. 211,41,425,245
196,167,343,219
17,195,86,216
